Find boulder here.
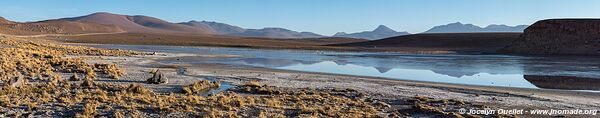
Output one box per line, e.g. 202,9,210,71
501,19,600,55
147,69,168,84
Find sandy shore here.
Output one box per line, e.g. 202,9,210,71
84,50,600,117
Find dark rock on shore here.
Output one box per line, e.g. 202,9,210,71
501,19,600,55
147,69,168,84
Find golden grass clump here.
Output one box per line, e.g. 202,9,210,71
0,38,139,83
126,84,153,95
96,63,124,79
182,80,221,95
78,101,99,117
0,75,385,117
239,81,282,95
244,80,262,87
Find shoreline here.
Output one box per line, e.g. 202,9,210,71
72,42,600,106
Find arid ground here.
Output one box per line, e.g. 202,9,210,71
1,34,598,117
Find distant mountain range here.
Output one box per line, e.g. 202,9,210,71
0,12,529,39
61,12,212,34
230,28,324,39
58,12,325,39
331,23,527,40
178,20,245,35
423,22,528,33
178,21,324,39
332,25,410,40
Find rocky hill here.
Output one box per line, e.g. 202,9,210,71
180,21,324,39
0,17,123,35
179,21,246,35
61,12,213,34
501,19,600,55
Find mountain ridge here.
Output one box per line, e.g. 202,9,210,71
230,27,325,39
2,12,530,39
0,15,124,35
60,12,214,34
180,20,325,39
332,25,410,40
0,17,15,24
179,20,246,35
424,22,527,33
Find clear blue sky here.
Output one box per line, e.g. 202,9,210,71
1,0,599,35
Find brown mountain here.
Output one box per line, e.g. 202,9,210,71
501,19,600,55
0,17,123,35
330,33,521,53
231,28,324,39
179,20,246,35
179,21,325,39
61,12,214,34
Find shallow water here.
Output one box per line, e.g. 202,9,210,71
90,44,600,91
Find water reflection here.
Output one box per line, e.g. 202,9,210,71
89,44,600,91
240,58,319,67
431,70,479,78
374,67,392,73
277,61,535,88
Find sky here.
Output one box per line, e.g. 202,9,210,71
1,0,599,35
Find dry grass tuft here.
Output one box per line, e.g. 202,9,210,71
0,37,141,83
182,80,220,95
80,101,100,117
243,81,262,87
126,84,153,95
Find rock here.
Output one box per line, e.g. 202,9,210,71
147,69,168,84
502,19,600,55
